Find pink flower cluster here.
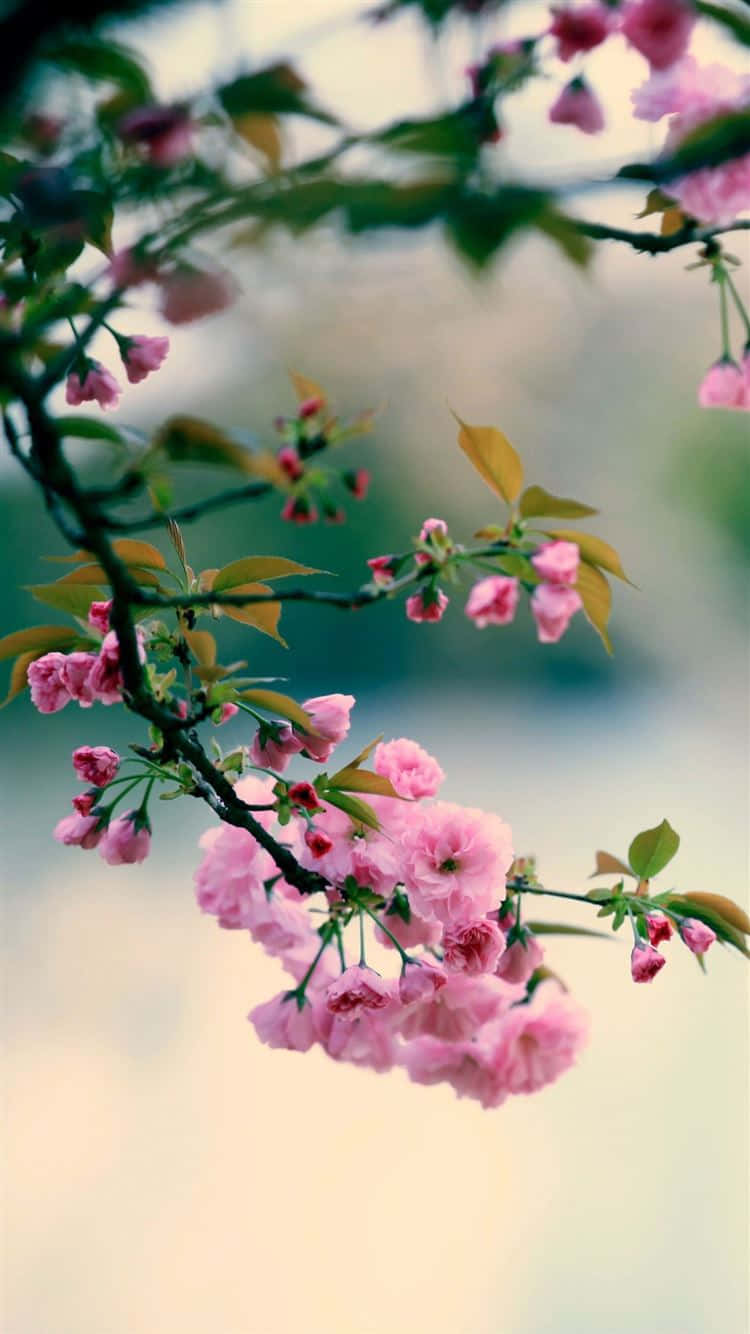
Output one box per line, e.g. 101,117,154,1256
194,716,589,1106
630,910,717,981
65,333,170,412
27,621,144,713
464,539,582,644
53,746,152,864
632,57,750,225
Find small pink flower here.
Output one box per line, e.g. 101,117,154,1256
531,540,579,586
299,395,325,419
344,468,370,500
250,722,303,773
494,931,545,985
54,811,102,850
530,583,583,643
465,575,520,628
281,495,317,524
698,360,747,410
679,918,717,955
630,943,667,982
325,965,393,1020
72,745,120,786
87,631,125,705
118,104,195,165
674,156,750,228
415,517,450,565
367,554,397,586
402,801,514,926
288,781,321,811
406,589,449,623
65,361,121,411
87,600,112,634
108,248,160,289
398,959,447,1006
59,652,98,707
215,701,238,725
549,3,612,60
121,334,170,385
250,992,318,1052
621,0,695,69
646,912,673,946
443,917,506,975
159,267,236,325
375,901,442,952
277,447,304,481
549,78,605,134
72,792,95,815
304,828,334,859
299,693,355,763
98,811,151,865
28,652,70,713
374,737,445,799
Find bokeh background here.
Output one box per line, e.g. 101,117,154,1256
2,2,748,1331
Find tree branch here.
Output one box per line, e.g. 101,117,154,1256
572,217,750,254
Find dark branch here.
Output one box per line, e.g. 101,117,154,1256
573,217,750,254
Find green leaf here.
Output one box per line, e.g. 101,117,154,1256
213,556,323,591
525,922,614,941
325,767,402,799
535,208,593,268
71,189,113,256
589,850,636,879
237,688,315,733
575,562,613,655
220,585,286,645
677,891,750,935
453,413,523,505
520,486,598,520
664,895,749,958
445,186,549,269
152,415,284,482
323,789,381,831
0,625,80,661
52,415,125,444
628,819,680,879
386,888,411,924
696,0,750,46
27,582,105,618
218,63,335,124
543,529,632,584
44,37,152,101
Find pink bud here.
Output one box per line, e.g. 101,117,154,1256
344,468,370,500
398,960,447,1005
65,361,121,411
281,495,317,524
118,104,195,165
304,828,333,859
98,811,151,865
495,931,544,985
530,583,583,643
159,267,236,325
121,334,170,385
679,918,717,955
465,575,520,628
72,792,95,815
621,0,695,69
406,589,449,624
549,78,605,134
549,3,612,60
288,781,321,811
646,913,673,946
108,248,160,289
54,811,102,850
367,554,397,586
277,446,304,481
72,745,120,786
630,943,666,982
217,702,239,724
415,517,450,565
531,540,580,586
698,360,747,411
250,723,303,773
87,600,112,634
299,395,324,419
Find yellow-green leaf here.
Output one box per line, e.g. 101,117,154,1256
213,556,323,591
233,113,282,170
679,891,750,935
27,582,106,618
575,563,613,655
0,625,80,661
323,788,380,831
628,819,680,879
237,688,316,733
46,539,167,571
1,651,38,707
53,563,162,587
473,524,506,541
221,584,286,645
326,767,402,799
289,370,327,406
664,895,749,958
151,415,280,477
334,734,383,773
589,850,636,879
453,413,523,505
544,529,632,584
520,486,598,520
183,629,216,667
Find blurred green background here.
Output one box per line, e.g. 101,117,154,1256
1,3,748,1333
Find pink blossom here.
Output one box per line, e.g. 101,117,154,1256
28,652,70,713
87,632,124,704
443,917,506,975
72,792,95,815
299,693,355,762
373,736,445,799
679,918,717,954
415,517,450,565
323,1011,398,1073
465,575,520,628
250,722,303,773
281,495,317,524
549,3,612,60
304,828,334,858
288,781,321,811
367,554,397,586
297,802,403,898
217,702,238,724
399,960,447,1006
121,334,170,384
54,811,102,850
87,600,112,634
495,930,545,985
374,900,442,952
159,267,236,325
646,912,674,946
299,395,324,419
402,801,514,925
398,973,520,1041
488,989,589,1097
675,157,750,228
277,446,304,481
530,583,583,643
630,942,667,982
549,78,605,134
621,0,694,69
531,540,580,586
65,362,121,411
118,104,194,165
72,745,120,786
59,652,98,707
403,1035,503,1107
109,248,160,289
248,895,316,963
250,992,319,1052
406,589,449,623
325,965,394,1020
98,812,151,864
698,360,747,410
195,791,279,929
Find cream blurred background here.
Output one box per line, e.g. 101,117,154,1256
2,2,749,1331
